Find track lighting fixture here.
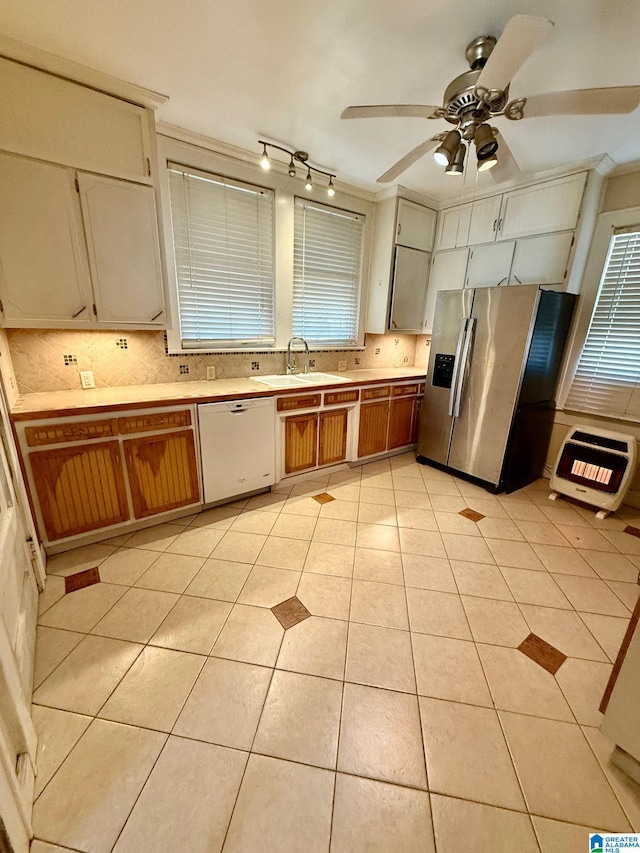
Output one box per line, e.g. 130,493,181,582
475,124,499,171
445,141,466,175
258,140,337,197
433,130,461,167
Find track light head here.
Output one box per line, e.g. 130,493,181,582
327,177,336,197
260,143,270,170
434,130,462,166
288,157,297,177
305,168,313,191
474,124,498,159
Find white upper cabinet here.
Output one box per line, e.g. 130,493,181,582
510,232,574,286
0,153,93,323
465,242,516,289
423,248,468,333
78,174,165,325
435,204,472,250
0,57,152,184
388,246,432,333
467,195,503,246
497,173,587,241
396,199,436,252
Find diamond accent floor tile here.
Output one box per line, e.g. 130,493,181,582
313,492,335,504
64,567,100,594
518,633,567,676
624,525,640,539
271,595,312,629
459,508,485,523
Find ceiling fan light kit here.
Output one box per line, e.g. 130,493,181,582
257,140,337,197
341,13,640,183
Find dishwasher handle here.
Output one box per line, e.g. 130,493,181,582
229,408,248,414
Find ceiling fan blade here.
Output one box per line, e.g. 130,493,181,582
509,86,640,118
341,104,440,120
488,130,521,183
377,137,441,183
476,15,554,93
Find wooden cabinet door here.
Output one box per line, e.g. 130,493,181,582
423,248,468,334
125,430,200,519
396,199,436,251
285,413,318,473
319,408,348,467
29,441,129,540
468,195,503,246
498,172,586,240
465,242,515,289
388,397,415,450
0,153,93,323
78,173,165,325
510,232,574,287
358,401,389,458
389,246,431,332
435,204,472,250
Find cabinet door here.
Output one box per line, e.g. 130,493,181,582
396,199,436,251
423,248,468,334
78,173,165,325
29,441,129,541
0,57,151,183
358,400,389,458
468,195,503,245
285,413,318,473
125,430,200,519
388,397,415,449
435,205,472,250
389,246,431,332
498,173,587,240
510,232,574,286
465,242,515,289
319,408,348,466
0,153,93,323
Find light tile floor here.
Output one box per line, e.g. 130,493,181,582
31,453,640,853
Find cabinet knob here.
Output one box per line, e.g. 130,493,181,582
496,277,508,287
72,306,87,318
150,310,163,322
397,223,402,237
493,219,497,232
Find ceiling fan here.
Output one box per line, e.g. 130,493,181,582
341,15,640,183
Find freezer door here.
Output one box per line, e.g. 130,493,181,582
417,288,473,464
447,285,540,485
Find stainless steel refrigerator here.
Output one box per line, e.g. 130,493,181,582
417,284,576,492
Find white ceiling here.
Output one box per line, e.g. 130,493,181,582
1,0,640,201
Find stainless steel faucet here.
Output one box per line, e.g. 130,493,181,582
286,336,309,374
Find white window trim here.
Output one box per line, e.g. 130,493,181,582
558,204,640,423
157,135,373,353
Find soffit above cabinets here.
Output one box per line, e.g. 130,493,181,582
0,0,639,201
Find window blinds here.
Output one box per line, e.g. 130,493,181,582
565,227,640,420
293,199,364,347
168,164,275,348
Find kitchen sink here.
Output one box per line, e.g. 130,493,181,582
253,372,350,388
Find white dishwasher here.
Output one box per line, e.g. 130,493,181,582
198,398,276,505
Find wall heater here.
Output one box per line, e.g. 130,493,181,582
549,426,637,519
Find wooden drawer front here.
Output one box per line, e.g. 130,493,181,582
25,419,118,447
418,383,425,395
358,400,389,458
285,413,318,473
277,394,322,412
124,430,200,519
391,383,419,397
324,389,359,406
118,409,192,434
319,409,348,467
30,440,129,541
361,386,391,401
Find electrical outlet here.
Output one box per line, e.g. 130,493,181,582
206,366,216,380
79,370,95,389
338,360,347,372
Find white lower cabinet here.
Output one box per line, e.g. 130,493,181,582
0,151,165,328
423,248,468,333
465,241,515,289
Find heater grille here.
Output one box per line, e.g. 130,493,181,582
557,442,627,494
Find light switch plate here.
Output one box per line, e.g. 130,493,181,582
206,366,216,380
79,370,95,389
337,360,347,372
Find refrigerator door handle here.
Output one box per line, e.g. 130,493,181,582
447,318,469,417
453,317,476,418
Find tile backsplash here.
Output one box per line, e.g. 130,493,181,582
7,329,424,394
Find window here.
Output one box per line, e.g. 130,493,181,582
168,163,275,348
293,199,364,347
565,226,640,420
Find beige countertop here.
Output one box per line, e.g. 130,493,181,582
10,367,427,420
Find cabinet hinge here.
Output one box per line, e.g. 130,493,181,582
74,177,80,192
92,303,97,316
146,158,151,177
